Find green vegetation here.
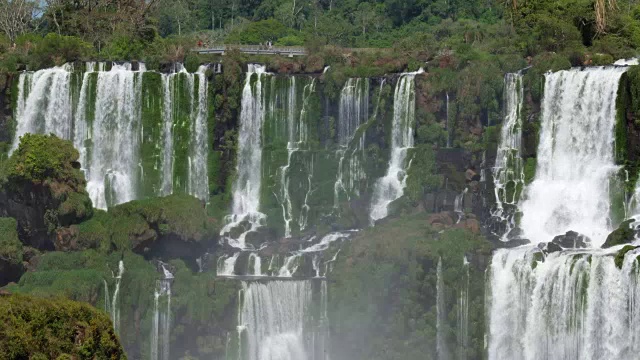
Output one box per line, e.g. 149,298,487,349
0,293,126,359
0,217,21,266
329,213,492,360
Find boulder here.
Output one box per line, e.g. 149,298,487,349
603,219,637,248
552,231,591,249
538,241,563,254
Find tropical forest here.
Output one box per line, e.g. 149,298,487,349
1,0,640,359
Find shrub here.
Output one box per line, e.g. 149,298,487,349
225,19,291,44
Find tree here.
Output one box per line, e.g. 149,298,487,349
0,0,37,44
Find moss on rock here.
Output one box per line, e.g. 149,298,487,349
0,293,126,359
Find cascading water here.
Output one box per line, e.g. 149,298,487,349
488,247,640,360
221,65,268,248
369,71,421,223
334,78,369,208
12,64,74,151
488,66,634,360
87,64,143,209
492,72,525,241
457,257,469,360
151,265,173,360
238,280,327,360
519,67,626,245
11,62,211,209
436,257,449,360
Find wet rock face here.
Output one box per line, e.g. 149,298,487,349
551,231,591,249
603,219,638,249
537,230,591,254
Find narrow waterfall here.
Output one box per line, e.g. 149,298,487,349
519,67,626,245
487,67,633,360
87,64,143,209
369,71,421,223
104,260,124,334
334,78,369,208
238,280,327,360
436,257,449,360
221,65,268,248
270,76,317,238
457,257,469,360
11,62,211,209
492,73,525,241
151,265,173,360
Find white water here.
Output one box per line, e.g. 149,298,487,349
488,66,635,359
218,252,241,276
436,257,449,360
221,65,268,248
110,260,124,334
12,62,210,209
151,265,173,360
492,73,525,240
369,71,421,223
87,64,143,209
239,281,311,360
12,64,74,152
334,78,369,208
458,257,470,360
488,247,640,360
519,67,626,246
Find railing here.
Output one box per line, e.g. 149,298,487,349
194,44,307,56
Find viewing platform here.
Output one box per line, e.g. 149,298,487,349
194,44,307,57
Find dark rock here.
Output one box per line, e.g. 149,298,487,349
603,219,637,248
552,231,591,249
538,241,563,254
501,238,531,248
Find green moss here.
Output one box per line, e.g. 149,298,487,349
0,294,126,359
0,217,22,265
615,245,639,269
140,72,164,198
523,157,537,184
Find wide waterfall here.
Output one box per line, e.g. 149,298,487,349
221,65,268,248
487,66,634,360
237,280,327,360
488,247,640,360
369,71,421,223
519,67,626,245
12,63,211,209
492,72,525,241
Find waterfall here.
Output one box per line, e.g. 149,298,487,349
238,280,328,360
111,260,124,334
436,257,449,360
369,71,421,223
519,67,626,246
334,78,369,208
159,65,210,200
271,77,317,238
11,62,211,209
446,92,451,148
221,65,268,248
492,73,525,241
457,257,469,360
11,64,74,152
488,247,640,360
217,252,240,276
87,64,143,209
151,265,173,360
488,66,633,359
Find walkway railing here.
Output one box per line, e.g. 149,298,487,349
194,44,307,57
